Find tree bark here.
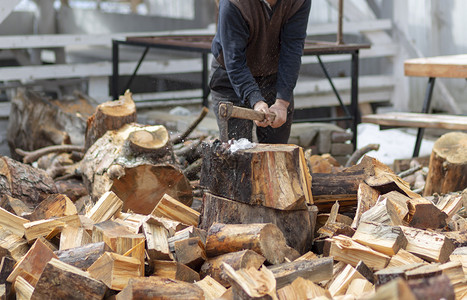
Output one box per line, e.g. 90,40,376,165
85,89,136,151
199,192,313,254
0,156,57,210
424,132,467,196
200,140,312,210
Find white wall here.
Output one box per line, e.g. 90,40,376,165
393,0,467,113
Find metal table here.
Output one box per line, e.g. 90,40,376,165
112,35,370,148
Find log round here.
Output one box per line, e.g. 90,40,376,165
85,90,137,151
200,140,312,210
199,192,313,254
205,222,299,265
424,132,467,196
80,123,189,212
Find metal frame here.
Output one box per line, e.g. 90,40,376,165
111,36,369,150
412,77,436,157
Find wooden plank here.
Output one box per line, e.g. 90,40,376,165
0,59,201,82
0,29,214,49
404,55,467,78
362,112,467,130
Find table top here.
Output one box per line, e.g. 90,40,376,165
404,54,467,78
124,35,370,55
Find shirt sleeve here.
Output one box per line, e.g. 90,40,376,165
217,1,264,108
276,0,311,102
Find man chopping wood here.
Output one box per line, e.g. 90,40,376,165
210,0,311,143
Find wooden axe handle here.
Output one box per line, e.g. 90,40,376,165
230,105,276,122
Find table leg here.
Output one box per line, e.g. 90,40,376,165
350,50,360,151
123,46,149,93
112,39,120,100
412,77,436,157
201,53,210,107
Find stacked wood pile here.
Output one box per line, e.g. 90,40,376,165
1,90,467,299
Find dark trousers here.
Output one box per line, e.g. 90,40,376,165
209,58,294,144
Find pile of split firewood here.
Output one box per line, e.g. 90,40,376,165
1,89,467,299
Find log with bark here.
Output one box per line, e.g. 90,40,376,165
54,241,112,271
199,192,314,254
199,250,266,288
311,155,394,212
7,88,95,161
200,140,312,210
80,123,192,214
205,223,299,265
424,132,467,196
85,89,136,150
0,156,57,211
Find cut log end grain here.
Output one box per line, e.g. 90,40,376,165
127,126,170,154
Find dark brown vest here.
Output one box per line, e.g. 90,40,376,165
220,0,306,77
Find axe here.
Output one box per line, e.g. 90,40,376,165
218,101,276,142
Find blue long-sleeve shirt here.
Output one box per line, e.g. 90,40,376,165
212,0,311,108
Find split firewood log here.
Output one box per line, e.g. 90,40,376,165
268,257,334,289
80,123,192,213
31,258,108,300
7,238,57,287
200,140,312,210
116,277,205,300
424,132,467,196
54,242,112,271
7,88,95,161
85,89,136,151
352,221,407,256
401,226,455,263
0,226,29,261
327,264,367,297
194,276,227,300
28,193,77,222
87,252,142,291
92,220,145,255
311,155,394,212
152,260,200,283
276,277,332,300
221,263,277,300
199,250,266,288
0,156,57,210
0,207,28,237
326,235,390,270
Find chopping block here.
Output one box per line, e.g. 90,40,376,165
200,140,313,211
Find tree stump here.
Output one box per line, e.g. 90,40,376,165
200,140,312,210
80,123,191,213
85,89,136,151
424,132,467,196
199,192,314,254
7,88,95,161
